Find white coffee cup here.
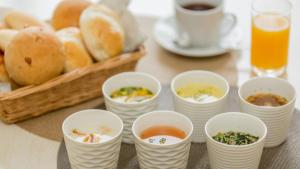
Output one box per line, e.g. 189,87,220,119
62,109,123,169
103,72,161,144
175,0,236,47
132,110,193,169
238,77,296,147
171,70,229,143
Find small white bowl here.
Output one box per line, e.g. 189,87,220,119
62,109,123,169
238,77,296,147
205,112,267,169
102,72,161,143
171,70,229,142
132,110,193,169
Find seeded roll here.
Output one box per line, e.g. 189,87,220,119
5,27,65,85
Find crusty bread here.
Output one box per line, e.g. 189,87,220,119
0,52,9,82
52,0,91,30
80,4,124,62
4,10,50,30
0,29,18,52
4,27,65,85
56,27,93,72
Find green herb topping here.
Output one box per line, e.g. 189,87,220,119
212,131,259,145
159,138,166,144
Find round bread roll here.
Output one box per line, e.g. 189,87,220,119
0,52,9,82
80,5,124,62
52,0,91,30
4,10,50,30
0,29,18,52
56,27,93,72
5,27,65,85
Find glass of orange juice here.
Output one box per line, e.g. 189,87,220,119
251,0,292,77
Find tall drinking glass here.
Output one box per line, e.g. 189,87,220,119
251,0,292,77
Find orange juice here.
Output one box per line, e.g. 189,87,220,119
251,13,290,70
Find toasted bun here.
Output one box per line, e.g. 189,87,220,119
0,29,18,52
0,52,9,82
52,0,91,30
56,27,93,72
4,10,50,30
5,27,65,85
80,5,124,62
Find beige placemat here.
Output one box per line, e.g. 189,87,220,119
16,16,238,142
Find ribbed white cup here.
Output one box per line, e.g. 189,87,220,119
103,72,161,144
132,110,193,169
171,70,229,142
238,77,296,147
205,112,267,169
62,109,123,169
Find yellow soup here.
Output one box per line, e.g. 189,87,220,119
176,83,224,103
110,87,154,103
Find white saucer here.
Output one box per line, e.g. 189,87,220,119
154,16,242,57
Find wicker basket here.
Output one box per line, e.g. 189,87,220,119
0,46,145,123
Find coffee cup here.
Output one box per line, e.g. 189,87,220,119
175,0,237,47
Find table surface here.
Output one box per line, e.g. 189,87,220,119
0,0,300,169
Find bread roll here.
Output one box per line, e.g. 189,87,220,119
0,52,9,82
80,5,124,62
0,29,18,52
56,27,93,72
52,0,91,30
5,27,65,85
4,10,49,30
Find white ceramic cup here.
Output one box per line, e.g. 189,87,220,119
62,109,123,169
132,110,193,169
205,112,267,169
238,77,296,147
102,72,161,144
171,70,229,143
175,0,237,47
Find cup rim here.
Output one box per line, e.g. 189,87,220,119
252,0,292,16
102,72,162,106
175,0,223,16
238,77,297,111
62,109,124,145
170,70,230,105
205,112,267,148
132,110,193,147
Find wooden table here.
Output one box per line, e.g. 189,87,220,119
0,0,300,169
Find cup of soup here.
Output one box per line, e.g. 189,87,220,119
171,70,229,142
132,110,193,169
205,112,267,169
102,72,161,143
62,109,123,169
238,77,296,147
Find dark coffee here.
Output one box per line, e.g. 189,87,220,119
183,3,216,11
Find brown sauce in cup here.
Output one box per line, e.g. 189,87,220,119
246,93,288,107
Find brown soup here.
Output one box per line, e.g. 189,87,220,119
140,126,186,145
246,93,288,107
